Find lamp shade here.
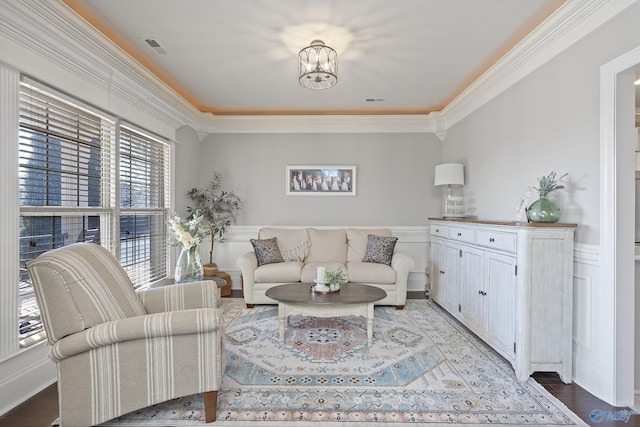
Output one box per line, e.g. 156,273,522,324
434,163,464,186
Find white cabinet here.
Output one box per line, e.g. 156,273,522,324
484,251,517,359
460,245,485,331
428,218,576,383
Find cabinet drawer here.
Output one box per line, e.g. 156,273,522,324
476,230,516,253
430,224,449,238
449,227,475,243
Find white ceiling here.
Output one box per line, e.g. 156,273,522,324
62,0,565,116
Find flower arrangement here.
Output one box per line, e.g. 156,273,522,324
167,214,204,249
324,268,347,285
533,171,567,198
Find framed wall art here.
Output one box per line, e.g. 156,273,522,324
286,165,356,196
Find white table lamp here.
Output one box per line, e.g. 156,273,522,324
434,163,465,217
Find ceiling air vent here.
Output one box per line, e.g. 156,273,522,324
143,38,167,55
364,97,386,103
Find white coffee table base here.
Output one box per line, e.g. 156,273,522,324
277,301,376,346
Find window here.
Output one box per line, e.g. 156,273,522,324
119,126,170,286
18,81,170,347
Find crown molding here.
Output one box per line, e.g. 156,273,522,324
0,0,634,137
0,1,201,134
195,113,443,135
442,0,638,131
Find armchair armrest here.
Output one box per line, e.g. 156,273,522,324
236,252,258,304
51,308,223,361
137,280,220,313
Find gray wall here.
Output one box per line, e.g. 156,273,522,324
188,132,442,226
442,1,640,245
174,126,203,216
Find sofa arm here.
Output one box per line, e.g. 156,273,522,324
137,280,220,313
391,252,415,297
50,308,224,361
236,251,258,305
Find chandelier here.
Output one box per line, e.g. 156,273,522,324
298,40,337,90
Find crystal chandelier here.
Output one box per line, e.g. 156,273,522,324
298,40,337,90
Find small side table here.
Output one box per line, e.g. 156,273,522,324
216,272,232,297
205,270,231,297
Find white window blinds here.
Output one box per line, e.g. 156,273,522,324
18,81,171,347
118,125,170,286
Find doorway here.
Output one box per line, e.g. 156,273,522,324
601,45,640,408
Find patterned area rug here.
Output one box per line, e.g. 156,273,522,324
101,299,587,427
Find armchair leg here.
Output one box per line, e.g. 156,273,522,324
396,305,404,310
203,391,218,423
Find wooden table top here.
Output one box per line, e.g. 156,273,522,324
265,283,386,305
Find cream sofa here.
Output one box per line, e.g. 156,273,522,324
236,227,415,309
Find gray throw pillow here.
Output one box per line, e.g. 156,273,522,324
362,234,398,265
250,237,284,266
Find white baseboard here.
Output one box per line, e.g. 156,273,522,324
0,343,56,416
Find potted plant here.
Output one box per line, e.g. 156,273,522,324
187,172,242,273
324,268,347,291
526,171,567,223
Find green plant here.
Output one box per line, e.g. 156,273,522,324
533,171,567,198
187,172,242,265
324,268,347,284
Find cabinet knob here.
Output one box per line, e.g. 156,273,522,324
435,229,439,232
489,237,495,242
439,270,445,274
457,232,462,236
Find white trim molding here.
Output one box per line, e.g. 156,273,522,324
0,64,20,361
443,0,637,129
0,0,201,138
599,42,640,407
2,1,634,136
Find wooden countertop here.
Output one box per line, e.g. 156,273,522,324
428,217,577,228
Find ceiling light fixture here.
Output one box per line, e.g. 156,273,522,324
298,40,337,90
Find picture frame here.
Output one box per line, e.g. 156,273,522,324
286,165,356,196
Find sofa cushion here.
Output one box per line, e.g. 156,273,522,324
254,261,303,282
346,228,392,263
250,237,284,266
347,262,396,284
306,228,347,263
362,235,398,265
258,227,310,262
301,262,347,283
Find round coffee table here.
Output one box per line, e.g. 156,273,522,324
265,283,386,346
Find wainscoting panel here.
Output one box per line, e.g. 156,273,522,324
571,243,613,403
206,225,429,295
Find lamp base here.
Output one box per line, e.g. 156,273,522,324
442,185,465,217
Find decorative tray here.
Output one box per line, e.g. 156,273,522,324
309,284,341,294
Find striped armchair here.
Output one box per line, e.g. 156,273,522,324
27,242,225,426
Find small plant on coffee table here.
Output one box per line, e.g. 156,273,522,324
324,268,347,286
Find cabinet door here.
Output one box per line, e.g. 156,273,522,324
484,251,517,358
442,241,461,314
460,245,485,331
429,238,444,303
